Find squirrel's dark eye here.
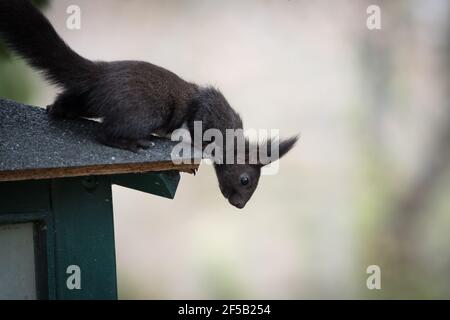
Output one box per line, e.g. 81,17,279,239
240,174,250,186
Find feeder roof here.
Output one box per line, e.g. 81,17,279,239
0,98,199,182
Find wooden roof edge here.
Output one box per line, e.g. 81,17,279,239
0,161,200,183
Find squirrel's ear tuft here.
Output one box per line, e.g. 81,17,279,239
256,135,299,167
278,135,299,160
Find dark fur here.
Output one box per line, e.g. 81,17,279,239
0,0,298,208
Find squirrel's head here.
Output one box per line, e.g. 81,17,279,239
214,136,298,209
190,87,298,209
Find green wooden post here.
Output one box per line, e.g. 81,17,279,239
51,176,117,300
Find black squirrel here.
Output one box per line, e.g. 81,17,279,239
0,0,298,208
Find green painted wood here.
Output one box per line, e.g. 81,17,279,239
0,171,181,300
111,170,180,199
0,180,50,213
0,180,56,299
50,176,117,300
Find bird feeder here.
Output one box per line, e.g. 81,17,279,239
0,98,199,299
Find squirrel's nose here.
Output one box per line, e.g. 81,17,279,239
228,197,245,209
235,202,245,209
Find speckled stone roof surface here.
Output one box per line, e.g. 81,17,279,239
0,98,199,181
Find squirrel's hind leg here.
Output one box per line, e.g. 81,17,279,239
98,113,161,153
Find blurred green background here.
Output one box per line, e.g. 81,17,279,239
1,0,449,299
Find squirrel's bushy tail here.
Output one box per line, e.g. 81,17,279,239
0,0,96,88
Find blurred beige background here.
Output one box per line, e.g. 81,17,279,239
2,0,449,299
